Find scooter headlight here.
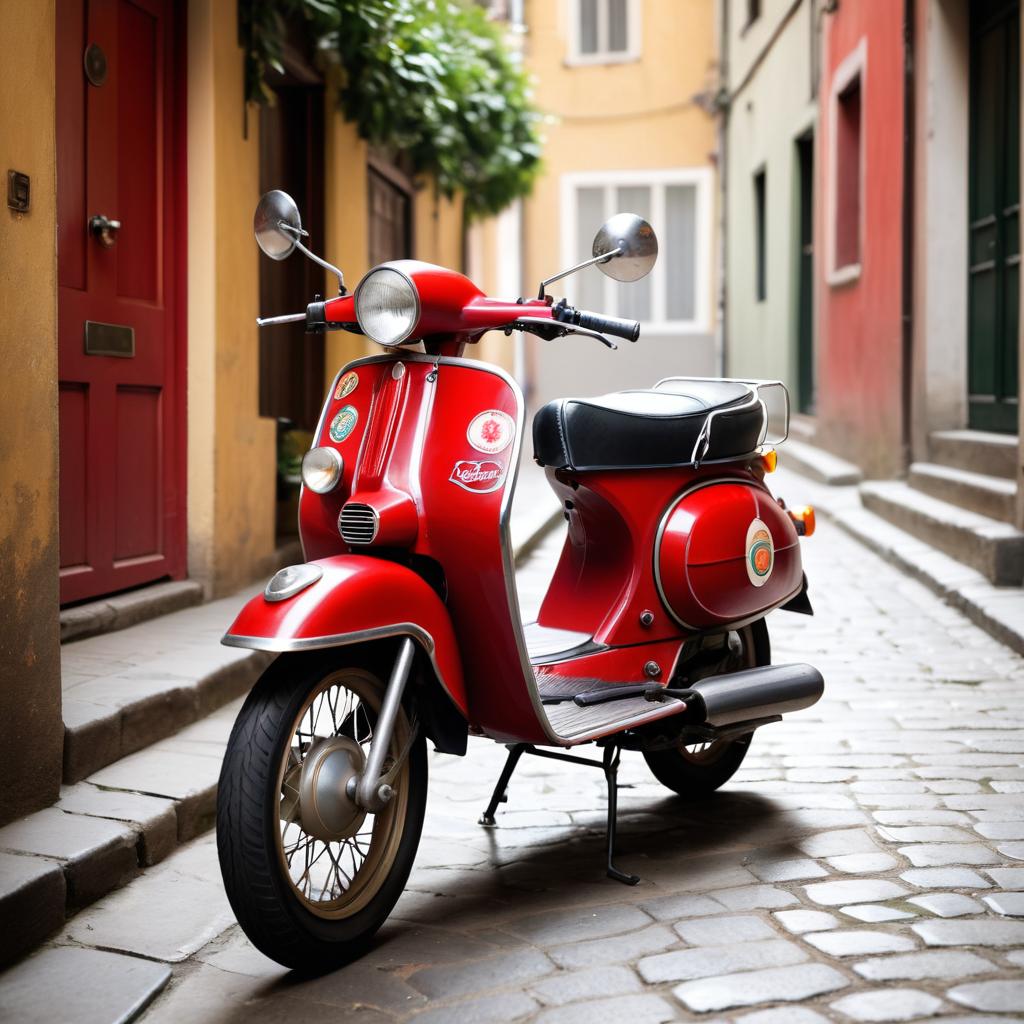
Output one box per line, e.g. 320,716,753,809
301,446,343,494
355,265,420,346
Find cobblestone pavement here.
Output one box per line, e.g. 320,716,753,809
33,516,1024,1022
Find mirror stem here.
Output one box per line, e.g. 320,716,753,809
537,247,621,299
281,223,347,295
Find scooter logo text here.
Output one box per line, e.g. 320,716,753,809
449,460,505,493
467,409,514,454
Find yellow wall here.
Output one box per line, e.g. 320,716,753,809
0,0,63,823
187,0,276,597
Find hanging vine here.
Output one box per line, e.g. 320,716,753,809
239,0,542,220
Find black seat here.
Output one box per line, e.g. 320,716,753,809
533,381,766,471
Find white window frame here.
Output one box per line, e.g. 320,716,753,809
560,168,714,335
826,38,867,287
566,0,641,66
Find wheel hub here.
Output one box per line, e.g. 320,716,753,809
297,736,367,842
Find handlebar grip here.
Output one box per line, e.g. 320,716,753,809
573,309,641,342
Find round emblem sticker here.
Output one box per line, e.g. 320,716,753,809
334,371,359,401
329,405,358,443
745,518,775,588
467,410,514,455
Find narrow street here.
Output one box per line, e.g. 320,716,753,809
8,510,1024,1023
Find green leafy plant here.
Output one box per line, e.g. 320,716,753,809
240,0,542,219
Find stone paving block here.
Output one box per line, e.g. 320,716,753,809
912,918,1024,947
713,885,799,910
907,892,984,917
749,857,828,882
56,784,178,866
533,993,678,1024
986,867,1024,887
528,964,641,1006
804,878,911,905
804,929,917,956
901,867,992,888
409,991,539,1024
982,891,1024,916
774,909,840,933
974,821,1024,839
830,987,943,1021
547,924,676,970
899,842,1001,866
826,852,900,873
0,946,170,1024
998,841,1024,860
0,852,65,966
874,809,973,826
798,829,882,858
853,949,996,981
877,825,979,843
408,948,555,999
674,914,776,946
504,904,651,946
672,962,849,1013
638,893,724,922
0,807,138,909
63,834,235,962
638,938,808,984
948,979,1024,1013
736,1009,831,1024
840,903,915,922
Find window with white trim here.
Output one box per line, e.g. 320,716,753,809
568,0,640,65
562,170,712,333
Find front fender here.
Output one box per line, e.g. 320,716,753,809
223,555,466,715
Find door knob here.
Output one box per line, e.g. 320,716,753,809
89,214,121,248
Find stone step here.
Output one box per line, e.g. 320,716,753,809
60,585,270,783
928,429,1019,480
779,439,862,486
60,579,204,644
860,480,1024,585
0,699,240,967
908,462,1017,524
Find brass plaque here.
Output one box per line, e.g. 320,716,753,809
84,321,135,358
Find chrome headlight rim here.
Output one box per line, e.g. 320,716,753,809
354,264,421,347
301,446,344,494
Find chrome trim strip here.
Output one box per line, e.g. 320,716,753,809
223,622,436,654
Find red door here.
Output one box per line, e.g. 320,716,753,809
57,0,185,605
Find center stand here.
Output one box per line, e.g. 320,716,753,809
478,742,640,886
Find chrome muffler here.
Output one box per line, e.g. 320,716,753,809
687,663,824,726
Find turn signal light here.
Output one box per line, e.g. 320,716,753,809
761,449,778,473
788,505,816,537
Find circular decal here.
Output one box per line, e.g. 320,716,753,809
467,410,514,455
745,518,774,588
329,405,358,443
334,371,359,401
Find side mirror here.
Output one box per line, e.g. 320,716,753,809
254,189,304,261
593,213,658,282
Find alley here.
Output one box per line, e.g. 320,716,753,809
5,512,1024,1023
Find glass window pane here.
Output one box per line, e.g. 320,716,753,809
615,185,652,320
575,186,605,312
579,0,598,54
665,184,696,321
608,0,628,52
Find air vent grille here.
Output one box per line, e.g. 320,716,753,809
339,503,379,545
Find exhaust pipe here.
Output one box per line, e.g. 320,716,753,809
689,663,824,727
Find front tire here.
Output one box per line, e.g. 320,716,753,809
216,651,427,972
643,620,770,797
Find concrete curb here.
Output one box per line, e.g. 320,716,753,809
775,466,1024,657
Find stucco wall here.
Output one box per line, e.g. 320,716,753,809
521,0,719,409
187,0,276,597
815,2,905,478
0,0,63,824
724,0,817,390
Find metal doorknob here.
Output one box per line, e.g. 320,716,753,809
89,214,121,248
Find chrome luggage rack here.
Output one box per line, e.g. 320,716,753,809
654,376,791,468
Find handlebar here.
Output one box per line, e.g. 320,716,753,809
551,300,640,342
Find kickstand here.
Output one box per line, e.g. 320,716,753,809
478,743,527,826
602,745,639,886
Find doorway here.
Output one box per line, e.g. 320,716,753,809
56,0,185,605
968,0,1020,433
795,131,815,414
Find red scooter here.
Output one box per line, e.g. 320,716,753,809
216,189,823,971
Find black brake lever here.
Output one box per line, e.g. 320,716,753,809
509,317,617,350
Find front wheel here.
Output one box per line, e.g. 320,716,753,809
643,620,770,797
216,651,427,972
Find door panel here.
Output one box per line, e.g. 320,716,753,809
57,0,183,604
969,0,1020,433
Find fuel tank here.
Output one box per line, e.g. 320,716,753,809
655,481,802,630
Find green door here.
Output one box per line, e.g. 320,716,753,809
969,0,1020,434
